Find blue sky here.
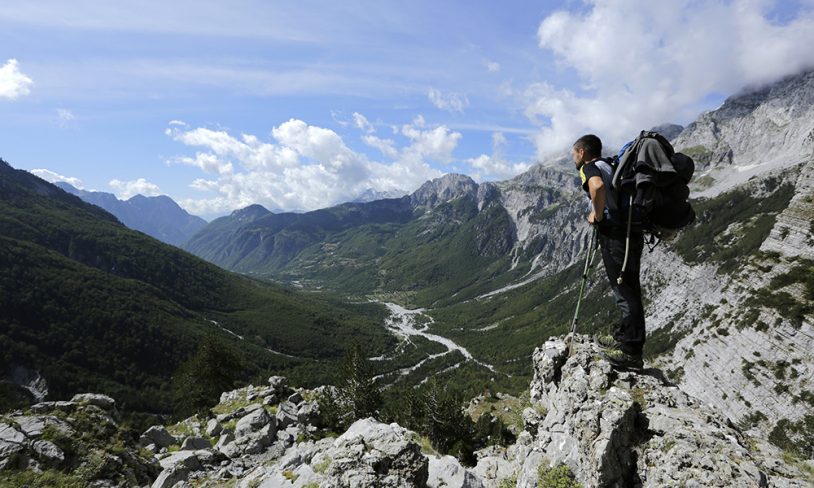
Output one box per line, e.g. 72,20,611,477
1,0,813,219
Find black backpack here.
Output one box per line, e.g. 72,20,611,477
611,130,695,240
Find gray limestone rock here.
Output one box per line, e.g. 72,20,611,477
275,401,299,429
181,436,211,450
234,408,272,439
518,335,807,488
205,418,222,437
31,439,64,466
287,391,304,405
428,454,484,488
0,423,26,467
297,401,320,426
141,425,177,449
268,376,289,393
322,418,429,488
71,393,116,410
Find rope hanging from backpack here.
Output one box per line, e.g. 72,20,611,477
617,195,634,285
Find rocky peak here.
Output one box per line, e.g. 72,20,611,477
649,123,684,141
410,173,478,210
674,69,814,195
230,203,271,222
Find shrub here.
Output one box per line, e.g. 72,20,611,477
538,463,582,488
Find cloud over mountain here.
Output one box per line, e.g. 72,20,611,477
528,0,814,156
165,117,463,216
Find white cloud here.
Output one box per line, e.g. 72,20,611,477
529,0,814,157
56,108,74,121
30,168,83,189
109,178,162,199
465,131,530,182
363,134,399,158
166,118,443,216
400,118,462,163
485,60,501,73
427,87,469,112
352,112,375,133
0,58,33,100
492,132,507,149
466,154,531,182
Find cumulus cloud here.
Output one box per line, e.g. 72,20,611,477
0,59,33,100
166,118,447,216
485,60,501,73
30,168,84,189
400,118,462,163
363,134,399,158
427,87,469,112
466,154,531,182
529,0,814,157
109,178,162,199
465,131,530,181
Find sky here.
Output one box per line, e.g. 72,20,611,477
2,0,814,220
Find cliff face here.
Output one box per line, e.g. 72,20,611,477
674,70,814,195
2,338,809,487
509,335,808,487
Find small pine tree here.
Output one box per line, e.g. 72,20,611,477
319,341,382,431
172,333,244,419
422,378,477,464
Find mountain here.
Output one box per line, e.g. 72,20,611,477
54,182,208,247
1,335,809,487
180,69,814,462
0,158,394,417
351,187,409,203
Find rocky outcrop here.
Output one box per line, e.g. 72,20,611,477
4,340,809,487
476,335,809,487
0,393,159,485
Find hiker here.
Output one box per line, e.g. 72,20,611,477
571,134,645,369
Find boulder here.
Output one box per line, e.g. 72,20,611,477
297,401,321,426
234,408,272,439
322,418,429,488
268,376,289,393
180,436,211,450
141,425,177,449
71,393,116,410
275,401,299,429
0,424,26,469
287,391,304,404
428,454,484,488
205,418,222,437
31,439,65,467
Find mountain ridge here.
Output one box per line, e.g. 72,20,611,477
54,182,208,247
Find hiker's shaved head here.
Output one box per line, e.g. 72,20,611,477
573,134,602,160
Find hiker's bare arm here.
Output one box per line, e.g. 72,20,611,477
587,176,605,223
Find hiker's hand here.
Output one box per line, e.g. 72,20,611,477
588,210,603,224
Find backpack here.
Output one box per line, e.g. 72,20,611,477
611,130,696,240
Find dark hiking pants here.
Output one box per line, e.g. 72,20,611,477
598,231,645,356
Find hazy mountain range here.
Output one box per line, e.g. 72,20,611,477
55,182,208,247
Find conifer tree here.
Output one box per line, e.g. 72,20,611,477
320,341,382,430
172,333,243,419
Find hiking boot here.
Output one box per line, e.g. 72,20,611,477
593,333,621,349
601,348,644,370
